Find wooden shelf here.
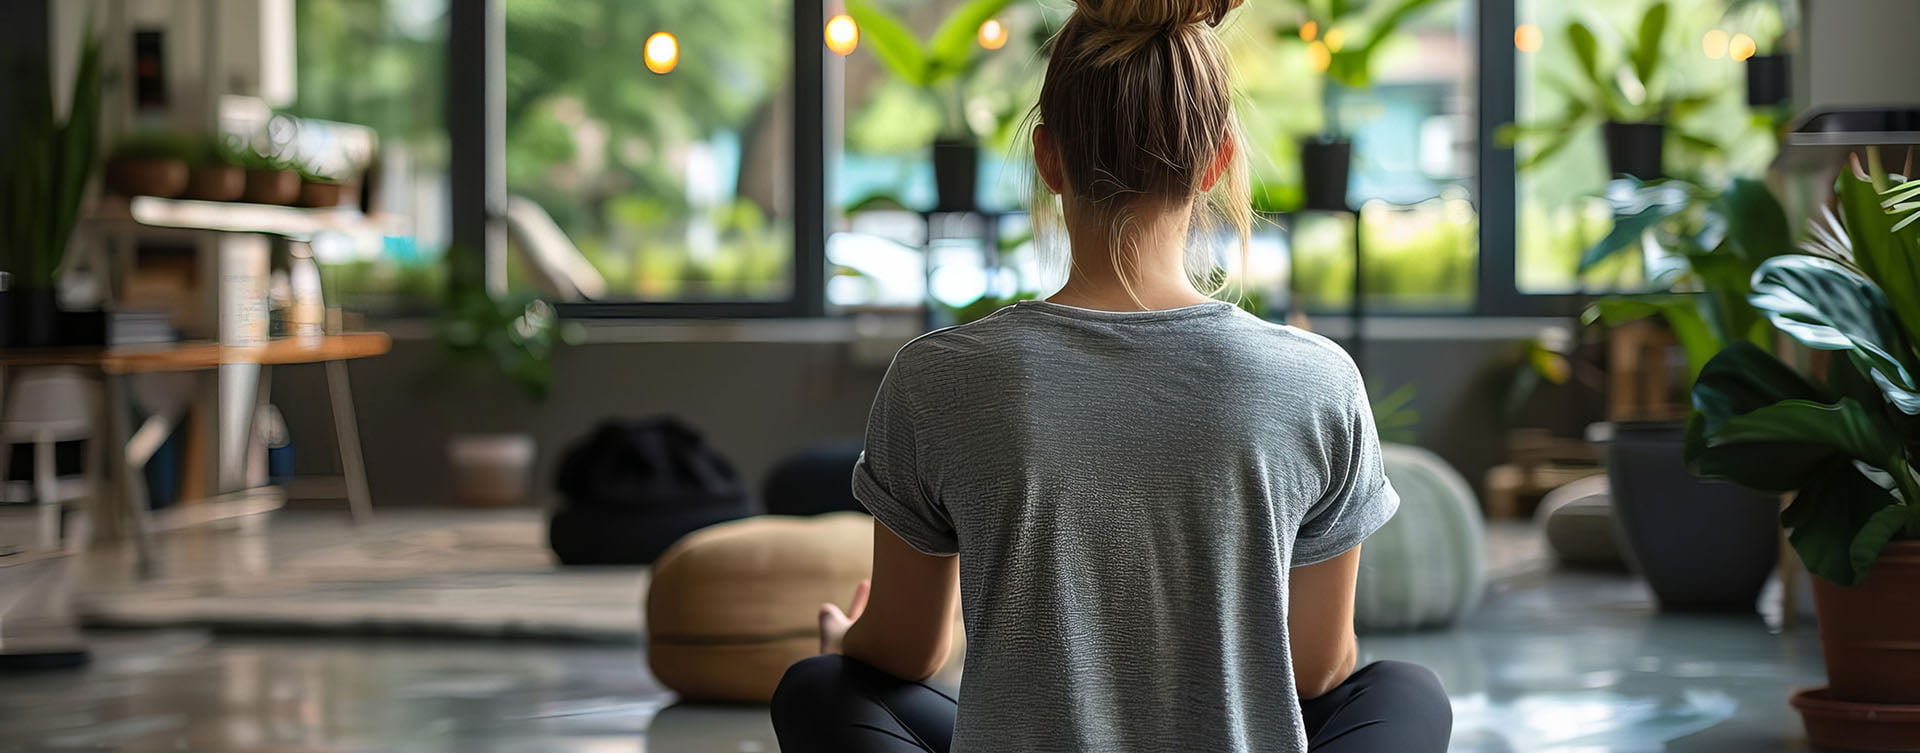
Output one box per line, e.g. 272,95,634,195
85,195,380,240
0,333,392,374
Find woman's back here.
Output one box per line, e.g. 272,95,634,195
856,300,1398,752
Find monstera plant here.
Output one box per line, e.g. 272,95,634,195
1687,155,1920,586
1687,151,1920,739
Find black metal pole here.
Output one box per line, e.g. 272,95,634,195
1476,0,1519,316
1349,205,1364,374
447,0,505,297
792,0,828,317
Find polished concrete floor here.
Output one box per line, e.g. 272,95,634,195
0,512,1827,752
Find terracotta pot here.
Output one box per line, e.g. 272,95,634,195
447,433,536,507
243,169,301,205
1791,687,1920,752
104,158,189,198
296,180,345,208
1813,540,1920,704
182,164,245,201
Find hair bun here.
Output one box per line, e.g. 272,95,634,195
1073,0,1244,30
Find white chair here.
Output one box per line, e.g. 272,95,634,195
0,367,96,552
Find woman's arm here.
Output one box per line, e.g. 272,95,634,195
819,520,960,681
1288,545,1362,699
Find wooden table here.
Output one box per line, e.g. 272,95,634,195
0,333,391,569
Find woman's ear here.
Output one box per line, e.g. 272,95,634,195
1034,123,1065,195
1201,132,1236,192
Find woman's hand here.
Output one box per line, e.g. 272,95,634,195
818,580,871,654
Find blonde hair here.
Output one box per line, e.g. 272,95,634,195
1027,0,1252,305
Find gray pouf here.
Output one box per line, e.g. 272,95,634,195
1535,474,1628,571
1355,445,1487,632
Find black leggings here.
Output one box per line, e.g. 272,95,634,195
769,655,1451,753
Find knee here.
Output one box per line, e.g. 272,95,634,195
1355,660,1451,718
772,654,851,716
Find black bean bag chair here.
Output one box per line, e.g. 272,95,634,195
762,438,865,517
548,417,751,565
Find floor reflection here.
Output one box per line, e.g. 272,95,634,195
0,514,1827,752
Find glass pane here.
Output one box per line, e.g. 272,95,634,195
835,0,1476,315
503,0,793,302
1251,0,1477,315
1513,0,1783,294
288,0,449,314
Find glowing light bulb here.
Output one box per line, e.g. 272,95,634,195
1307,40,1331,73
1514,24,1543,53
978,18,1008,50
1299,21,1319,42
825,14,859,56
1323,27,1346,52
1702,29,1729,59
644,32,678,74
1729,33,1757,62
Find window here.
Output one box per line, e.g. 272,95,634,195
288,0,449,313
1511,0,1783,295
502,0,795,303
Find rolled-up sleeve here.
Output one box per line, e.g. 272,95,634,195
1292,372,1400,567
851,354,959,556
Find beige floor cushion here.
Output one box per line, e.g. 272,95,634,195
648,512,963,702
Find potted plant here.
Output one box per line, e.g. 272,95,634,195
432,285,579,507
1278,0,1446,211
239,147,303,205
1507,3,1719,181
295,164,348,209
0,32,101,348
846,0,1014,212
182,135,248,202
1688,154,1920,748
1721,0,1795,108
103,130,195,198
1581,176,1794,610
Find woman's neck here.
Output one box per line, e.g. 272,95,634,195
1046,201,1213,312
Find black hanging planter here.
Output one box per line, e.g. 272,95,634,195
1299,138,1352,212
1603,122,1665,181
1746,54,1791,108
931,139,979,213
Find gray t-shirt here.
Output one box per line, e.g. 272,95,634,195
852,299,1398,753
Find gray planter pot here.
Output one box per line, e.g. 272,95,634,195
1598,420,1779,612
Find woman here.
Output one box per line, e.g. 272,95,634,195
770,1,1452,751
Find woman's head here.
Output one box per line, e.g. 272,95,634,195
1030,0,1250,300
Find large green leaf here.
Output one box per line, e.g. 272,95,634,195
1629,2,1668,94
1567,22,1604,94
1686,342,1833,491
1749,255,1920,413
848,0,929,87
1783,461,1904,586
1841,170,1920,345
1716,177,1794,264
1579,178,1691,272
1706,397,1900,470
926,0,1015,84
1688,250,1764,346
1353,0,1447,67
